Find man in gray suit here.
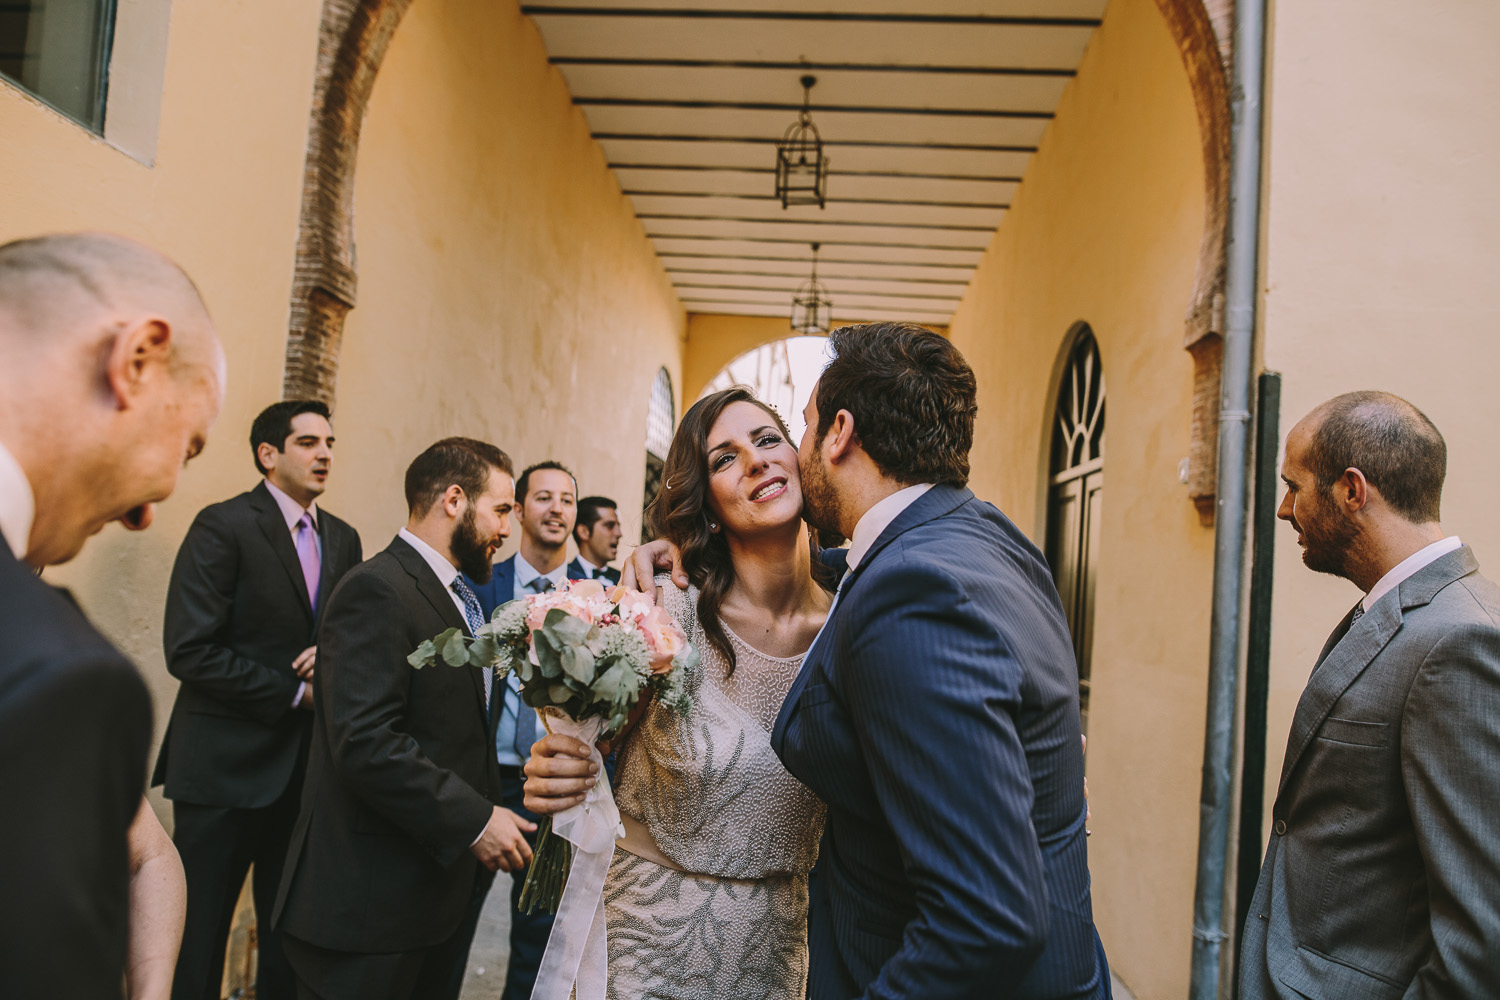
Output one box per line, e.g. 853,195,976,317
1240,390,1500,999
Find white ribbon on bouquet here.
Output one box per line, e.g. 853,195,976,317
530,711,623,1000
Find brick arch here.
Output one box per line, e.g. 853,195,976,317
1154,0,1234,523
281,0,416,404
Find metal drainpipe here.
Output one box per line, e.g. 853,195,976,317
1189,0,1270,995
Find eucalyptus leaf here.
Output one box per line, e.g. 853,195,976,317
438,628,468,667
544,610,592,647
467,634,500,669
407,639,437,669
559,644,596,684
534,635,562,678
592,660,641,705
548,682,572,704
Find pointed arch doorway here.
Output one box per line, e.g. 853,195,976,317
1045,325,1105,735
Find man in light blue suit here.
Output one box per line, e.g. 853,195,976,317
456,460,576,1000
772,322,1110,1000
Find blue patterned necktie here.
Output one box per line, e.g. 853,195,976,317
514,575,553,754
1350,600,1365,624
450,576,490,712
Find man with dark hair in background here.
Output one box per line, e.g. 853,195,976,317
569,495,622,585
274,437,532,1000
1240,391,1500,999
772,321,1110,999
0,232,226,1000
462,458,577,1000
154,399,363,1000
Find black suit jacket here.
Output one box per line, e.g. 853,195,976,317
153,482,362,809
273,534,501,952
0,543,154,999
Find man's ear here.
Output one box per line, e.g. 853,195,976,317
257,441,281,475
442,484,467,519
824,409,858,464
104,317,172,410
1339,467,1370,513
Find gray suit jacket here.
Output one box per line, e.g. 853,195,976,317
1240,545,1500,1000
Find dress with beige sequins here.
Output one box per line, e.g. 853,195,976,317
604,581,827,1000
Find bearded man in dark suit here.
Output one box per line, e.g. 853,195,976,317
154,399,363,1000
1240,392,1500,999
274,437,535,1000
0,232,226,999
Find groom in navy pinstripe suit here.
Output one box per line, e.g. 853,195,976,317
771,323,1110,1000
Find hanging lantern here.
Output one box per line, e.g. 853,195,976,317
775,75,829,209
790,243,832,335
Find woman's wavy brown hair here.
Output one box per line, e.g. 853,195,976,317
647,386,828,675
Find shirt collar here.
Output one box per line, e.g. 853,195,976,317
844,483,934,575
263,477,317,531
0,439,35,561
573,554,601,576
398,527,459,589
515,550,568,589
1366,535,1462,608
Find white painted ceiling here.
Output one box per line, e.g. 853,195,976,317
523,1,1106,326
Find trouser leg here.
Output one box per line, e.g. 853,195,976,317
170,800,257,1000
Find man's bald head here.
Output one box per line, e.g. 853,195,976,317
0,232,221,379
0,232,226,566
1299,390,1446,524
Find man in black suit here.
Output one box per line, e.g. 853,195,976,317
274,437,535,1000
155,399,363,1000
568,495,622,586
0,232,226,999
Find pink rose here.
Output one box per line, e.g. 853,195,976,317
639,605,687,673
614,588,655,622
568,579,606,599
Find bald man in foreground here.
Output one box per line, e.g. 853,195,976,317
0,233,227,999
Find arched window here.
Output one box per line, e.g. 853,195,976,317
642,367,674,541
1044,325,1105,734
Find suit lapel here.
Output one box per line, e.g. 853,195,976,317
314,515,342,629
772,484,973,751
1275,546,1479,796
389,536,489,728
251,483,315,625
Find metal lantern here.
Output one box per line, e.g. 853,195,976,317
775,75,829,209
790,243,832,335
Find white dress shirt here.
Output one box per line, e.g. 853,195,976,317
844,482,934,574
573,554,606,580
797,482,935,676
1365,535,1463,610
0,439,36,561
512,550,568,602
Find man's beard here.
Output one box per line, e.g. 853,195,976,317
799,446,842,537
1298,499,1359,580
452,505,497,582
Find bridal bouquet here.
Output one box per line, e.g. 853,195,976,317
408,578,696,917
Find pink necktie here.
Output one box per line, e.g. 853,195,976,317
295,512,321,610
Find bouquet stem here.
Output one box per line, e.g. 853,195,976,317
518,815,574,915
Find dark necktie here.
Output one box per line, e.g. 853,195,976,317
514,576,552,753
450,576,490,712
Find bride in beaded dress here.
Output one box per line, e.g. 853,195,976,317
527,386,833,1000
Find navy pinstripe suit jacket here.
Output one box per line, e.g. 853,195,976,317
772,484,1109,1000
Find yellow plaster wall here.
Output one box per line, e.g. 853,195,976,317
0,0,682,813
944,0,1210,994
683,313,796,401
1259,0,1500,827
332,0,684,560
0,0,324,816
